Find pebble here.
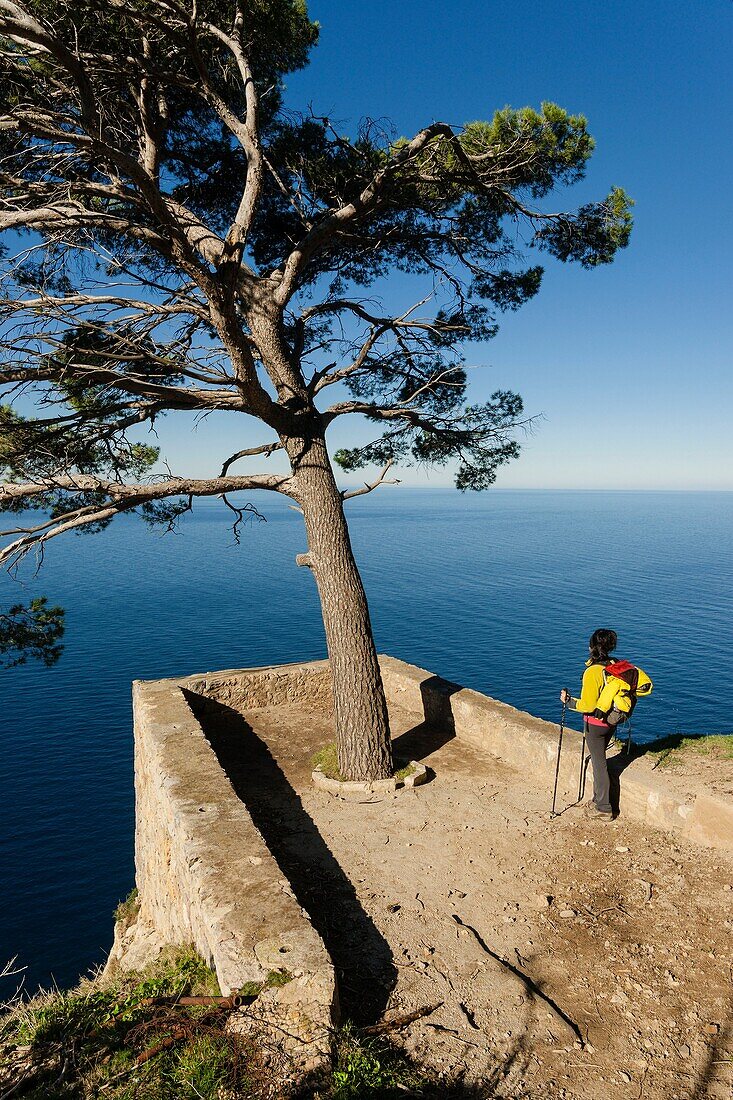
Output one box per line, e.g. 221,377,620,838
533,893,554,909
619,1070,632,1083
615,846,630,853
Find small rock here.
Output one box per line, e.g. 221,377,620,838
615,846,630,853
619,1070,632,1083
248,856,262,865
559,908,575,918
386,903,401,913
533,894,554,909
706,1022,721,1036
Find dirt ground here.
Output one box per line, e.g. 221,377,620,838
191,695,733,1100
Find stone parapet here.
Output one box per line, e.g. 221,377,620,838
378,655,733,855
107,673,336,1067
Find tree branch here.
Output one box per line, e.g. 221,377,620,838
341,460,400,501
0,472,295,568
219,441,282,477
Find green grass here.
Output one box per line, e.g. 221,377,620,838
648,733,733,768
0,947,236,1099
329,1025,424,1098
0,949,435,1099
265,967,292,988
312,742,416,783
312,741,345,781
237,968,292,999
114,887,139,926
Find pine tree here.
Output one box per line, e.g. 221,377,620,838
0,0,632,778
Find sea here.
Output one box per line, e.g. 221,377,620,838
1,489,732,995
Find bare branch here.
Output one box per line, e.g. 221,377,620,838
219,441,282,477
0,472,295,569
341,460,400,501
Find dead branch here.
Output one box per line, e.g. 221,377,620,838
341,460,400,501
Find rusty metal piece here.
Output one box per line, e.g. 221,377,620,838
176,995,247,1008
137,992,249,1010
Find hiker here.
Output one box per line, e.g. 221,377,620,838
560,628,620,821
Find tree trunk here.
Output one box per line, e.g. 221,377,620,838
293,435,393,781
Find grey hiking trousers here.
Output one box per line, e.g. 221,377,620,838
585,721,613,814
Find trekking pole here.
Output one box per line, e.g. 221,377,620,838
550,700,567,817
578,726,587,803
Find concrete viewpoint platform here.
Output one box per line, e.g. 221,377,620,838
105,656,732,1081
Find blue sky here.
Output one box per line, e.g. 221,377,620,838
165,0,732,489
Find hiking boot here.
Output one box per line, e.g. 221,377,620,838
584,803,614,821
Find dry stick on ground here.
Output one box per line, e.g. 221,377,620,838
361,1002,443,1035
450,914,584,1043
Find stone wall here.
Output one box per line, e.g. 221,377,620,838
186,661,333,714
106,672,336,1066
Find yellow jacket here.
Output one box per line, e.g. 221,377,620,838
572,659,653,717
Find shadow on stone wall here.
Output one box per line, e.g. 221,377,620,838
183,690,396,1026
391,674,460,764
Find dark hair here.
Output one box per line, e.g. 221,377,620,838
589,628,617,663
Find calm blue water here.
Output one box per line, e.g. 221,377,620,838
1,490,732,995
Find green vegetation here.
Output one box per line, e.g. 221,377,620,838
237,968,292,999
312,743,416,783
113,888,139,927
312,741,345,781
0,598,65,670
0,949,443,1098
649,733,733,768
0,947,235,1098
265,968,293,989
330,1025,423,1098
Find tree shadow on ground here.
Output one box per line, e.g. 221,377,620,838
184,691,396,1026
690,995,733,1100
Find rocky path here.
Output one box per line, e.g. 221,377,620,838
203,699,733,1100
